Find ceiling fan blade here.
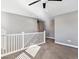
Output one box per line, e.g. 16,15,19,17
29,0,40,6
43,3,46,8
48,0,62,1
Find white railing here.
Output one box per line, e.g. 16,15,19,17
1,31,45,57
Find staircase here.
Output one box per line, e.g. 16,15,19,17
15,45,41,59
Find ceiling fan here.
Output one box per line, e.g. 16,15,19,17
28,0,62,8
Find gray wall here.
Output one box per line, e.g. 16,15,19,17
55,11,78,46
1,12,38,34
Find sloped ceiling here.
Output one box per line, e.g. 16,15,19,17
1,0,78,21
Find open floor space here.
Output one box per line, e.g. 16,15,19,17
2,39,78,59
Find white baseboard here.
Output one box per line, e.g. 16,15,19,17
46,37,55,39
55,41,78,48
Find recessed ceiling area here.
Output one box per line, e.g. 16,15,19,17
1,0,78,21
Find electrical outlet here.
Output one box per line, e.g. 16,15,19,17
67,40,72,43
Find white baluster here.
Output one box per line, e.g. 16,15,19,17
16,35,17,50
15,35,17,50
22,32,24,48
18,35,20,49
44,31,46,43
14,35,16,51
6,36,8,53
10,36,12,51
4,34,7,53
7,36,9,53
9,36,11,52
16,35,18,50
8,36,10,52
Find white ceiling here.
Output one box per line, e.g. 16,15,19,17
1,0,78,21
46,0,78,17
